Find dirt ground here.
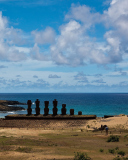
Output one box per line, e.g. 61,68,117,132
0,115,128,160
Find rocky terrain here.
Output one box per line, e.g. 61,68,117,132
0,100,26,111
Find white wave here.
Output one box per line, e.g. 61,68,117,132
7,112,15,114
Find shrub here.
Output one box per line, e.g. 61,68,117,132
108,149,115,154
124,134,128,140
113,157,121,160
118,150,125,156
74,152,91,160
115,147,119,150
87,125,90,128
99,149,104,152
107,135,119,142
123,157,128,160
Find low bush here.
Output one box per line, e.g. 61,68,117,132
99,149,104,152
107,135,119,142
115,147,119,150
87,125,90,128
118,150,125,156
108,149,115,154
74,152,91,160
113,157,121,160
123,157,128,160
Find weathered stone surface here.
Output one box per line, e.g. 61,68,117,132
52,99,58,116
44,101,49,115
27,100,32,115
78,111,82,115
70,109,74,115
61,104,66,115
0,100,26,111
35,99,40,115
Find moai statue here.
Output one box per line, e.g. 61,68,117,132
78,111,82,115
44,101,49,115
35,99,40,115
27,100,32,115
70,109,74,115
61,104,66,115
52,99,58,116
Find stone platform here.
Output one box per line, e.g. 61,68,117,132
5,114,97,120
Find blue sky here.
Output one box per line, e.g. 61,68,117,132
0,0,128,93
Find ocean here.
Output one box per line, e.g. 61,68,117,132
0,93,128,118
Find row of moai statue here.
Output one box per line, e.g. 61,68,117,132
27,99,82,116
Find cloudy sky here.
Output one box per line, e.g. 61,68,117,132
0,0,128,93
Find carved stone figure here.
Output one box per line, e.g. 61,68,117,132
61,104,66,115
70,109,74,115
27,100,32,115
78,111,82,115
44,101,49,115
35,99,40,115
52,99,58,115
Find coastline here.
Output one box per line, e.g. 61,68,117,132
1,93,128,117
0,100,26,112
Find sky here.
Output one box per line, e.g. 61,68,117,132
0,0,128,93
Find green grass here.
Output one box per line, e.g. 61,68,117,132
0,128,128,160
74,152,91,160
107,135,120,142
15,147,32,153
118,150,125,156
108,149,115,154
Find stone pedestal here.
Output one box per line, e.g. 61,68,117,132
27,100,32,115
44,101,49,115
78,111,82,115
35,99,40,115
70,109,74,115
61,104,66,115
52,99,58,116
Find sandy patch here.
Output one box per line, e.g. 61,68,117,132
0,128,67,137
84,115,128,130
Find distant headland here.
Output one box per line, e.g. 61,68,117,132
0,100,26,111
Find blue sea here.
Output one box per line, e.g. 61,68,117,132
0,93,128,118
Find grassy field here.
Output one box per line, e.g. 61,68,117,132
0,127,128,160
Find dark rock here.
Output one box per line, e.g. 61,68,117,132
0,100,26,111
104,115,114,118
1,100,26,106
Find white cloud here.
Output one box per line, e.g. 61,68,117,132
103,0,128,63
0,11,28,61
31,27,56,44
50,18,110,66
0,11,7,30
110,0,118,5
33,75,38,78
48,74,61,78
0,0,128,67
65,4,102,27
50,1,128,66
30,43,50,61
74,72,88,83
92,79,106,84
